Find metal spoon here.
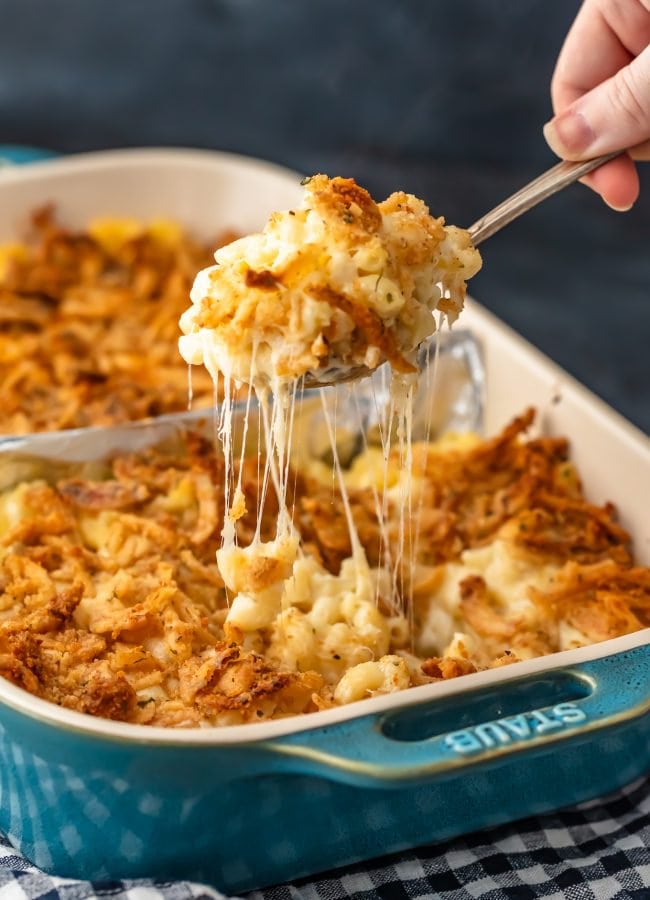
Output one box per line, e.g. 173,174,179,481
305,151,621,388
466,150,621,245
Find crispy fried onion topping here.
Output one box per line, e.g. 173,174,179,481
0,412,646,724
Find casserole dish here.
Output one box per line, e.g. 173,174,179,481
0,150,648,893
0,302,647,894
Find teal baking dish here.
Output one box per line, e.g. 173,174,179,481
0,150,648,893
0,391,648,894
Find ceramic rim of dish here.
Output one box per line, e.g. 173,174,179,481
0,629,647,746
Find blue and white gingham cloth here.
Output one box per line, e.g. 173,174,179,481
1,777,649,900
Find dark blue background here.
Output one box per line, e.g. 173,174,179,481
1,0,648,430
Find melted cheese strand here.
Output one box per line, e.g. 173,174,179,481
331,387,339,498
202,323,235,551
368,381,387,606
382,389,401,608
384,369,417,620
255,400,263,533
254,378,300,542
379,365,394,566
390,374,408,608
271,380,296,538
319,389,368,593
289,377,306,543
369,371,396,601
257,390,282,540
232,350,258,545
218,371,235,547
351,384,396,611
413,314,443,569
282,379,299,512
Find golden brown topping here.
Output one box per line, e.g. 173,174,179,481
309,175,383,233
244,268,279,290
421,655,478,679
0,411,646,727
0,208,236,434
58,479,149,510
531,560,650,642
179,642,322,717
314,286,417,374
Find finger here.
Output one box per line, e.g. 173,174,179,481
551,0,633,114
580,155,640,210
544,43,650,159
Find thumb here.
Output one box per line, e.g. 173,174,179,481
544,44,650,160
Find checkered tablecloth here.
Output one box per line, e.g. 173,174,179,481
1,776,649,900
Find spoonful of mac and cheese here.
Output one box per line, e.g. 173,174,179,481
179,174,482,391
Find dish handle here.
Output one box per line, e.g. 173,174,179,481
265,645,650,788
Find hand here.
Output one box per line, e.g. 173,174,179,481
544,0,650,210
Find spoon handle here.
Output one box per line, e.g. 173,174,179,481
468,151,622,246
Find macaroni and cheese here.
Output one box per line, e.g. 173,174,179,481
179,175,482,389
0,411,647,726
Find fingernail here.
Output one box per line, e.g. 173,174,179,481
605,199,634,212
544,111,595,155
